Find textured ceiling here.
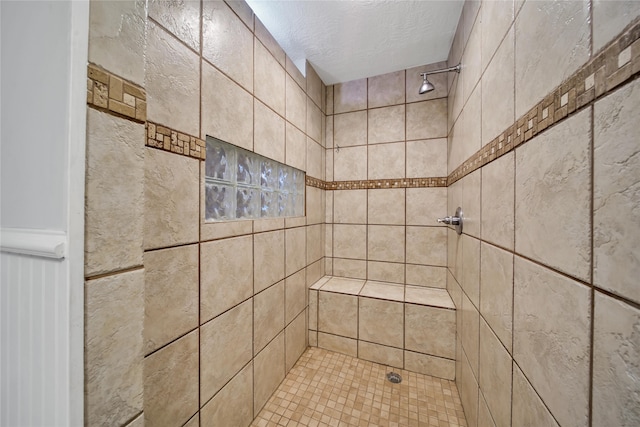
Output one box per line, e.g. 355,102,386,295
246,0,464,85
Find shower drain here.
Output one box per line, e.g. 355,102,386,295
386,372,402,384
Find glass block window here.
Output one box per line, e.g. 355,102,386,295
205,137,305,222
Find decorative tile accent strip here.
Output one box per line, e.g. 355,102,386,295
448,16,640,186
305,176,448,190
146,122,206,160
87,63,146,122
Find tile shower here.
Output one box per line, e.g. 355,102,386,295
83,1,640,427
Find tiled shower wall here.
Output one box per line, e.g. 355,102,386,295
84,1,326,425
446,1,640,426
324,65,450,286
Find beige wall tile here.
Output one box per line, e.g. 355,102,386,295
480,0,513,72
254,230,285,293
85,110,144,276
144,330,199,427
359,297,403,348
309,289,318,331
286,74,306,132
514,257,590,427
254,100,285,163
515,108,591,281
406,264,446,288
368,105,405,144
124,413,144,427
201,61,253,150
254,332,285,414
307,97,323,144
144,148,200,250
285,311,308,371
406,187,447,226
225,0,253,27
200,362,253,427
368,225,405,263
406,226,447,266
306,137,324,179
459,348,479,427
511,365,559,427
306,185,323,225
462,168,481,238
317,332,358,357
462,15,482,107
286,56,305,90
306,258,325,285
464,86,483,171
514,0,590,117
200,300,253,403
200,236,252,325
285,123,306,171
406,138,448,178
334,111,367,148
406,62,449,103
594,79,640,304
481,28,514,146
318,292,358,338
405,304,455,359
368,142,405,180
593,0,640,52
148,0,200,51
309,331,318,347
334,190,366,224
202,0,253,91
254,218,283,234
448,228,463,282
368,189,405,225
358,341,403,369
285,270,306,324
406,99,447,141
479,320,511,427
146,22,200,136
321,277,365,295
254,281,285,354
334,78,367,113
88,0,146,84
462,234,480,307
333,224,366,260
255,17,285,66
325,116,334,150
367,261,405,284
368,70,405,108
306,224,324,265
332,258,367,280
461,292,480,377
85,270,144,427
404,351,455,380
254,40,285,116
334,145,367,181
144,245,199,354
306,64,323,108
592,292,640,427
480,243,513,354
481,152,514,250
478,393,497,427
285,226,306,276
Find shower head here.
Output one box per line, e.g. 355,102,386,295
418,63,461,94
419,75,435,94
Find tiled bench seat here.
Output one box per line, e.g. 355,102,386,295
308,276,456,380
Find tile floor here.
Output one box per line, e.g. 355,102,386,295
252,347,467,427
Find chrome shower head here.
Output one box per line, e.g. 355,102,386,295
419,74,435,94
418,63,461,95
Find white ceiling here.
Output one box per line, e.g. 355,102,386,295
246,0,464,85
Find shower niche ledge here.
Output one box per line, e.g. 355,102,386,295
309,276,456,381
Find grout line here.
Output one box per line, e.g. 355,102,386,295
588,101,596,427
84,265,144,282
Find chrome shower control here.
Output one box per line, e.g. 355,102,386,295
437,207,463,235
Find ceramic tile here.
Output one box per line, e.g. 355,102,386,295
317,333,358,357
333,145,367,181
200,363,253,427
368,142,406,180
148,0,200,51
592,0,640,53
513,257,590,427
368,225,405,263
85,110,144,276
285,74,306,132
406,226,447,266
202,0,253,91
515,108,591,281
285,270,306,325
318,292,358,338
144,245,198,354
321,276,365,295
368,105,405,144
255,17,285,65
358,341,403,369
406,99,447,141
285,310,307,371
254,99,285,163
254,281,285,354
405,286,454,309
254,40,285,116
359,297,404,348
306,97,323,144
406,138,448,178
254,332,285,414
404,351,455,381
461,293,480,377
333,224,367,260
332,258,367,280
405,304,455,359
200,300,253,403
254,230,285,293
360,280,404,301
481,152,514,250
479,320,511,427
461,234,480,308
285,227,306,276
479,243,513,353
367,188,405,225
144,331,199,427
511,365,559,427
285,123,306,171
406,264,447,288
406,187,447,226
459,348,479,427
593,78,640,304
334,78,367,113
367,261,405,284
334,111,367,148
368,70,405,108
306,64,323,108
481,0,514,72
462,168,481,238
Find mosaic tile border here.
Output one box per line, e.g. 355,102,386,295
305,176,448,190
145,122,206,160
448,16,640,185
87,63,146,122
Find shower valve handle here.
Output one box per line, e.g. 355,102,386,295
437,216,460,225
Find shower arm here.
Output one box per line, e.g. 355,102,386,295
419,64,461,78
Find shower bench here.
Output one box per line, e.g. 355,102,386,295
308,276,456,380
